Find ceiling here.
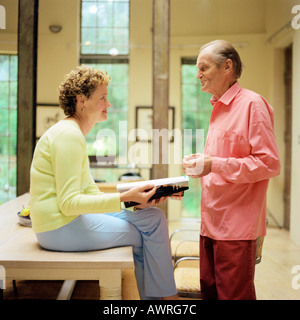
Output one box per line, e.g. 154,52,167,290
1,0,268,37
170,0,266,36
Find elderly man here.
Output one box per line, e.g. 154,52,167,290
182,40,280,300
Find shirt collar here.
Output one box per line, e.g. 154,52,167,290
210,82,242,106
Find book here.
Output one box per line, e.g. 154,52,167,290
117,176,189,208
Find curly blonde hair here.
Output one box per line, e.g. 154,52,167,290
58,65,111,116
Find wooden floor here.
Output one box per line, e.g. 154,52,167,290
2,225,300,300
254,227,300,300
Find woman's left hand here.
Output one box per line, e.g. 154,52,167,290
134,196,169,210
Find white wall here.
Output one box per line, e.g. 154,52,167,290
290,30,300,245
265,0,300,244
37,0,80,104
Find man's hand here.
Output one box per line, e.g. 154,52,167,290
182,153,212,178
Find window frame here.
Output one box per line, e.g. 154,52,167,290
181,57,212,218
80,0,130,56
0,54,18,203
80,0,130,163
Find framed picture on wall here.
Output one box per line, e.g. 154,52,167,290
36,104,65,138
135,106,175,142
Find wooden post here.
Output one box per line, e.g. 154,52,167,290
152,0,170,215
17,0,39,195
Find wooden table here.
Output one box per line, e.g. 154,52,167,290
0,193,134,300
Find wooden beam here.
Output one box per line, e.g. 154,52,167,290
152,0,170,215
17,0,39,196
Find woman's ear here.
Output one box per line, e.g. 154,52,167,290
76,94,85,105
76,95,87,112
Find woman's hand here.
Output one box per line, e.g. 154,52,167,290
134,195,169,210
119,183,157,205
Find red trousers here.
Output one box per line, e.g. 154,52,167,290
200,235,257,300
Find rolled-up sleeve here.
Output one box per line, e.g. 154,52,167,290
211,120,280,183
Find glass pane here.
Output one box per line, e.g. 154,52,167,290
113,28,129,54
10,56,18,81
114,2,129,28
81,2,98,27
97,2,113,27
0,109,9,134
9,81,18,108
182,84,198,111
182,112,196,130
81,0,129,55
81,27,98,54
10,135,17,156
111,86,128,110
8,187,16,200
9,159,17,187
181,61,212,219
0,160,8,189
182,64,197,85
0,136,9,157
114,65,129,84
0,55,18,203
0,82,9,108
0,56,9,81
182,178,201,218
96,28,111,53
10,109,17,138
83,62,128,157
0,192,8,205
198,90,212,110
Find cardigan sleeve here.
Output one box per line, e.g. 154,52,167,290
52,129,121,216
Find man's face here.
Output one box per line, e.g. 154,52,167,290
196,51,227,97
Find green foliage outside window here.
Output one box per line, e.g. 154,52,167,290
181,62,212,218
0,55,18,204
83,63,128,160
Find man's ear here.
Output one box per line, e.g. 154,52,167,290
224,59,233,72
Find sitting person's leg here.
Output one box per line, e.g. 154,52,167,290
36,207,176,300
108,207,177,299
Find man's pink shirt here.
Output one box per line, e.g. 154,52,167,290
201,82,280,240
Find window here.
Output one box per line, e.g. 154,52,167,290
181,58,212,218
82,61,129,159
0,55,18,204
81,0,129,181
81,0,129,55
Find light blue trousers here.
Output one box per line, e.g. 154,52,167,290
36,207,177,300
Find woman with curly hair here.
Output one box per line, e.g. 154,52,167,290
30,65,178,300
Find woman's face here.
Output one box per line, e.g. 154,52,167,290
85,84,111,122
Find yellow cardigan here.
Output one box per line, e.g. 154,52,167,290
30,120,121,233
